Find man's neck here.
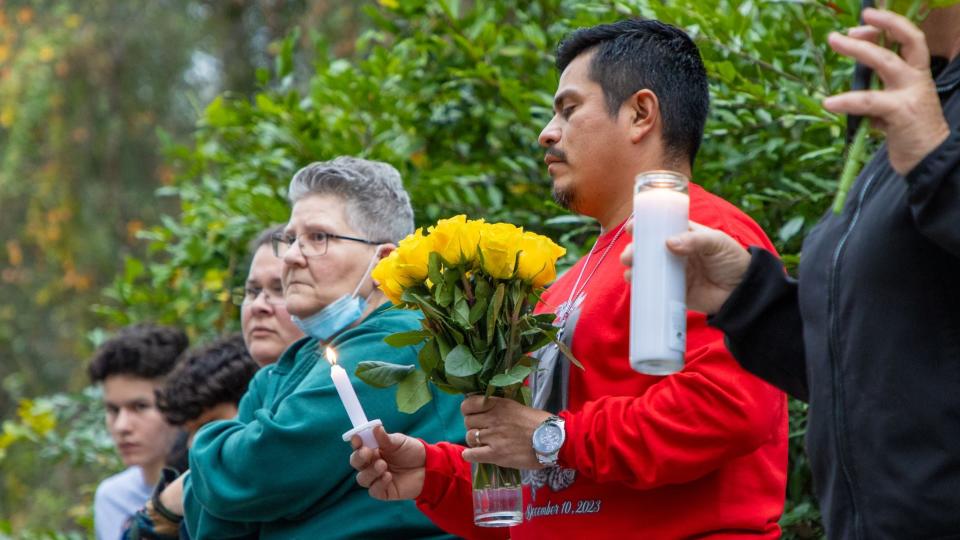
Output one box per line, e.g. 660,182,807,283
593,164,692,233
595,196,634,233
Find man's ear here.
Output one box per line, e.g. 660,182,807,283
626,89,660,144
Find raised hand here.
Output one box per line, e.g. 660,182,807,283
823,8,950,175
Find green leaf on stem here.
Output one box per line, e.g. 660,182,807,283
468,293,488,324
396,368,432,414
532,312,556,326
474,277,491,303
447,374,479,393
436,268,459,307
495,327,507,350
431,380,462,395
384,330,430,348
355,361,415,388
418,339,441,373
403,289,448,323
486,283,506,343
435,277,455,307
553,337,584,370
453,296,471,329
428,252,444,288
435,334,452,359
520,386,532,406
522,327,555,353
479,348,498,378
489,364,532,387
445,344,482,377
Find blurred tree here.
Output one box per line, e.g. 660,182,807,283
0,0,366,534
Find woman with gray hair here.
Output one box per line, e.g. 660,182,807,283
177,157,464,539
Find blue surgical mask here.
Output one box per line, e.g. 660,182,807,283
292,248,382,342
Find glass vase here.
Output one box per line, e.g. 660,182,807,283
472,461,523,527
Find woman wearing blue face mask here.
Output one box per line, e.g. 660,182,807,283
178,157,465,540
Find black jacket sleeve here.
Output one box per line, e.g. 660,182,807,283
905,126,960,259
707,247,809,402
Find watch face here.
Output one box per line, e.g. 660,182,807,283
533,423,563,453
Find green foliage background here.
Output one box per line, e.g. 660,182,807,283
2,0,871,536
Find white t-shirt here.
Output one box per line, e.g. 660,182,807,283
93,466,153,540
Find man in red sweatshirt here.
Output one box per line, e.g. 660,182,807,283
351,18,788,539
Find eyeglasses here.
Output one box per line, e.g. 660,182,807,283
231,285,286,307
271,231,379,258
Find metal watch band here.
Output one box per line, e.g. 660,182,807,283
533,415,565,466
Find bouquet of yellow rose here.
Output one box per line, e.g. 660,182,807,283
357,215,578,527
356,215,578,413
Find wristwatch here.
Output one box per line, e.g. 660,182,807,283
532,415,566,466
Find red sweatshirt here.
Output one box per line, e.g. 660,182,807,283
416,184,788,539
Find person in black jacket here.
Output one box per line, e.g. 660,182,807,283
621,6,960,540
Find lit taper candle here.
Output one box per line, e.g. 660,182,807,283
326,347,382,448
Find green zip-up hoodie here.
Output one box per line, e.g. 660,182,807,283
183,304,462,539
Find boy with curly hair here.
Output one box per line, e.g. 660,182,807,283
89,324,188,540
124,334,258,539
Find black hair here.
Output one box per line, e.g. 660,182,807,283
87,324,188,383
556,18,709,166
155,334,258,426
248,223,285,258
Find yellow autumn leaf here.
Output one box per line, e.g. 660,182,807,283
38,46,55,62
17,399,56,436
202,268,226,292
0,106,14,128
17,7,34,24
6,240,23,267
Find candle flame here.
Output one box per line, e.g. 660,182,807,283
326,346,338,366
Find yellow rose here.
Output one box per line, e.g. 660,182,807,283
372,250,397,285
428,215,483,266
517,232,566,288
478,222,523,279
372,252,406,305
380,276,405,305
461,219,484,262
394,228,431,283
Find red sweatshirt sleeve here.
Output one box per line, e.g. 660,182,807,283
558,316,785,489
415,442,508,540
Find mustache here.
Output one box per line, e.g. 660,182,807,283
545,147,567,162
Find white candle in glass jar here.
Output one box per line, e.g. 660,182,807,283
629,171,689,375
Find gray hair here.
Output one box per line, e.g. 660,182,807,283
287,157,414,244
